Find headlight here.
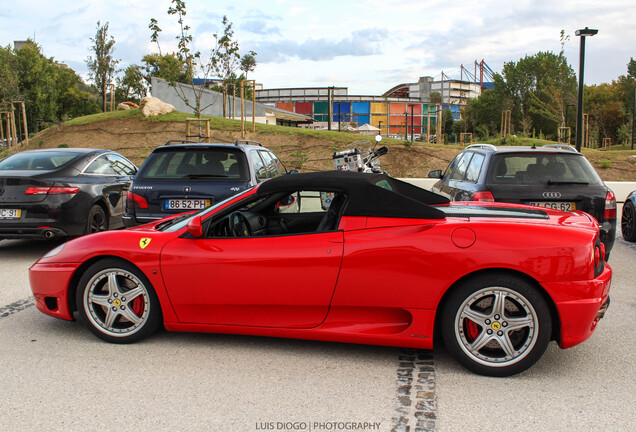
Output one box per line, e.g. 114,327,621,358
43,243,66,258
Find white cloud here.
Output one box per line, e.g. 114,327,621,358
1,0,634,94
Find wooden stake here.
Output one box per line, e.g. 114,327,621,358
240,80,245,139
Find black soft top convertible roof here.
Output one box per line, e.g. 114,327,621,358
258,171,449,219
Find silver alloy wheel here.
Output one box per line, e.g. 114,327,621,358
83,268,150,337
454,286,539,368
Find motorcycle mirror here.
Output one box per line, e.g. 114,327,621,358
187,215,203,238
374,146,389,157
375,134,383,143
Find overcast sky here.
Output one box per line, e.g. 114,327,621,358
1,0,635,95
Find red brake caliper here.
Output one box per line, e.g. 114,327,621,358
132,296,144,316
465,318,481,342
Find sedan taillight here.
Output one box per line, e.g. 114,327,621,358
472,191,495,202
126,190,149,209
25,187,79,195
603,191,616,220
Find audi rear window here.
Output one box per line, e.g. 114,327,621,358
138,148,249,181
486,153,603,186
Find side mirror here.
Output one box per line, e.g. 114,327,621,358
374,146,389,157
187,215,203,238
277,194,296,207
428,169,443,179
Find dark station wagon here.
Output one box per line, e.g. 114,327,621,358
124,140,288,227
429,144,617,258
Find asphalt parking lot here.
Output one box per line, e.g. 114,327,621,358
1,231,635,431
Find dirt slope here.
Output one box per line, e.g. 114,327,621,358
19,117,636,181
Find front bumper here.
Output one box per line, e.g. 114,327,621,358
545,263,612,349
29,261,81,321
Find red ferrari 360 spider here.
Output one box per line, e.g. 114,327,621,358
30,172,611,376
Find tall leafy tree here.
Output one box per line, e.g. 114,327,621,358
0,45,19,110
14,40,59,131
86,21,120,112
142,53,192,84
0,40,94,134
117,64,147,102
496,51,576,138
584,83,626,144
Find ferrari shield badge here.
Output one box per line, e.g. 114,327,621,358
139,238,152,249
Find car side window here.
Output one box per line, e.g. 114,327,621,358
270,152,286,175
465,153,485,183
107,154,137,176
258,150,280,178
206,190,343,238
450,152,472,181
249,151,268,181
84,155,116,175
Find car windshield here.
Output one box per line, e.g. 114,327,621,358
158,187,256,232
138,147,249,181
486,152,603,186
0,151,81,170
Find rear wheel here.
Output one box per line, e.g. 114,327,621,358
441,274,551,377
85,204,108,234
622,201,636,242
76,259,162,343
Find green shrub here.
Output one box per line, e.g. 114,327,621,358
57,143,68,148
600,159,611,169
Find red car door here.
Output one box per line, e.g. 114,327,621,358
160,231,344,328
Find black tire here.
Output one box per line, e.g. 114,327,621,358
621,201,636,242
76,258,162,343
441,274,552,377
85,204,108,235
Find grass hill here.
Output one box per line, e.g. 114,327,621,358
5,109,636,181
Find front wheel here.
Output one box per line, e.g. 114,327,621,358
76,259,162,343
441,274,552,377
622,201,636,242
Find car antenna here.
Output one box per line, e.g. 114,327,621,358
531,143,537,149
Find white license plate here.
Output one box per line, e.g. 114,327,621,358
0,209,21,219
164,199,210,210
526,201,576,211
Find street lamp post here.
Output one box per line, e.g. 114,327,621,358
575,27,598,152
378,120,383,136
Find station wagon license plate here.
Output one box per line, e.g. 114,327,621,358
0,209,21,219
526,201,576,211
164,199,210,210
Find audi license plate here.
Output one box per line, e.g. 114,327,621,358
0,209,21,219
526,201,575,211
164,199,210,210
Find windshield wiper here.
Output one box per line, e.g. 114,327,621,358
156,213,193,231
182,174,227,179
547,180,589,185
